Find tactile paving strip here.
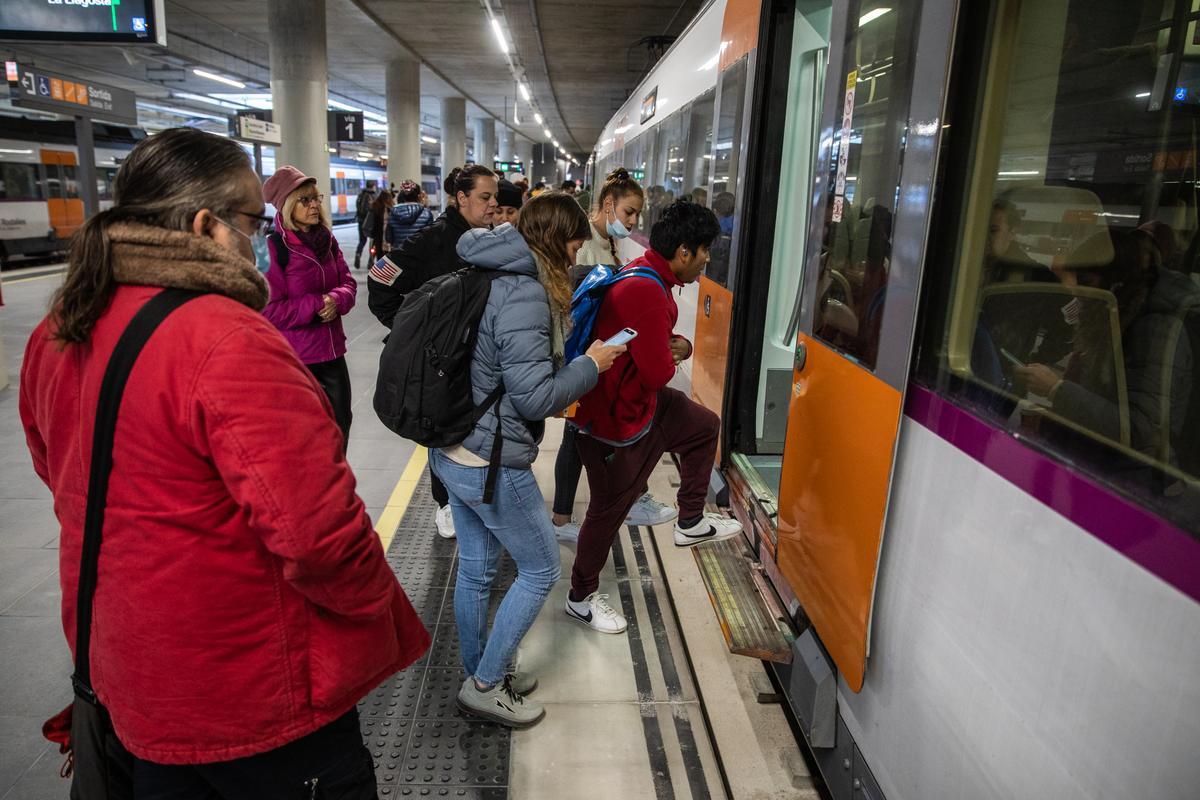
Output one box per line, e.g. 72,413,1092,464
361,474,514,798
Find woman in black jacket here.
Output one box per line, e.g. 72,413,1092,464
368,164,498,539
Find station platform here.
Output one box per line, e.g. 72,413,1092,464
0,227,810,800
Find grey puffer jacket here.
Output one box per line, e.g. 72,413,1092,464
453,224,598,468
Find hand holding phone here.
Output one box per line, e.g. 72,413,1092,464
999,348,1025,368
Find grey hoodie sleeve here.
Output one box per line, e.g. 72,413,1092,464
492,282,599,420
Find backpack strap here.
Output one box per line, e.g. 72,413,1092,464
478,386,505,505
73,288,202,703
268,231,288,269
612,266,669,294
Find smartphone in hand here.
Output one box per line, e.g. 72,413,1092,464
605,328,638,347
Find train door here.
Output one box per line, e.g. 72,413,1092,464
41,148,83,240
766,0,957,691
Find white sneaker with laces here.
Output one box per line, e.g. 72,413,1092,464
565,592,627,634
553,520,581,543
624,493,678,526
435,505,456,539
673,512,743,547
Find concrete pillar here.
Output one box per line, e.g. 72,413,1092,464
472,117,495,170
385,58,421,186
267,0,330,185
497,126,514,162
440,97,466,189
514,138,534,177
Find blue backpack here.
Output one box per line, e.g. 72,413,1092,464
564,264,668,363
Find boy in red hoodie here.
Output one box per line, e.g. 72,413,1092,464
566,201,743,634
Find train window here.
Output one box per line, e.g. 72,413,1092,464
61,165,80,199
684,89,716,205
813,0,920,369
919,0,1200,534
707,58,750,288
0,162,43,200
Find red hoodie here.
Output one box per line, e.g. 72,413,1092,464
574,250,692,443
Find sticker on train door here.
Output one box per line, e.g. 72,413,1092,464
832,69,857,222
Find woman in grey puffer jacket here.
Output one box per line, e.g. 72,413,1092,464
428,193,626,729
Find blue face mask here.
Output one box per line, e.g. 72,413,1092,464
249,230,271,273
216,215,272,273
606,207,631,240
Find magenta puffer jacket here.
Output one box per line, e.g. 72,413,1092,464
263,218,357,365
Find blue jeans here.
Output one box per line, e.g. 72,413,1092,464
429,450,561,686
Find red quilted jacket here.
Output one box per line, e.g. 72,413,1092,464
20,284,429,765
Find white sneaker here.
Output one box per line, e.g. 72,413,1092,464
435,505,456,539
553,520,581,543
624,493,678,526
565,592,627,634
673,512,743,547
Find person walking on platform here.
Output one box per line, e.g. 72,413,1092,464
19,128,428,798
552,169,676,543
386,179,435,251
566,201,743,634
364,188,394,261
368,164,499,539
354,180,377,268
429,193,625,727
262,166,358,446
493,178,524,226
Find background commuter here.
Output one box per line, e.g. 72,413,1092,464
354,180,377,269
566,201,743,634
368,164,499,539
19,128,428,796
386,179,435,251
429,193,625,727
552,170,676,542
262,166,358,445
494,178,523,225
364,188,394,259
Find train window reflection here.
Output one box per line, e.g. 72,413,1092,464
0,163,43,201
813,0,919,369
927,0,1200,534
707,57,749,288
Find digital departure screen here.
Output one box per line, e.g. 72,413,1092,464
0,0,165,46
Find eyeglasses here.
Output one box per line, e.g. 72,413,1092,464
237,210,273,237
297,194,325,207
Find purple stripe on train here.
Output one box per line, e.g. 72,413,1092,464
904,384,1200,605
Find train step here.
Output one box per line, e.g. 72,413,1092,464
692,536,794,663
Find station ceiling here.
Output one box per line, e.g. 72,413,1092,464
0,0,703,157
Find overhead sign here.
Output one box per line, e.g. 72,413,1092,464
328,111,364,142
640,86,658,124
235,115,281,145
0,0,166,46
5,61,137,125
493,159,525,174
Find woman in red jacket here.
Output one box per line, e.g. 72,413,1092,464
19,128,429,798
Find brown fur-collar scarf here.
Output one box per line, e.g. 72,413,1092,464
109,222,269,311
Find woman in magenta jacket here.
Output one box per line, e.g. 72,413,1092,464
20,128,428,795
262,166,357,443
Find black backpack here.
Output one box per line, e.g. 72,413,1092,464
373,267,508,502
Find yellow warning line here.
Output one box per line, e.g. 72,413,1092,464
374,446,428,551
4,272,63,285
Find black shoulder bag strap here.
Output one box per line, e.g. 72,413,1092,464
72,288,202,703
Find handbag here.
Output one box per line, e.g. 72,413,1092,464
43,288,201,799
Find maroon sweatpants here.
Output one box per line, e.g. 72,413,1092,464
569,388,720,599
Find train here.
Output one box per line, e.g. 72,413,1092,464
593,0,1200,798
0,118,417,267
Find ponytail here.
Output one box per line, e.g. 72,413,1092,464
51,210,117,344
598,167,644,210
443,164,496,207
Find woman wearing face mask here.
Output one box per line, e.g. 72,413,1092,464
552,170,677,540
262,166,358,445
20,128,428,796
368,164,499,539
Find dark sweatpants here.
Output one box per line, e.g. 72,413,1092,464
570,388,719,599
306,356,352,450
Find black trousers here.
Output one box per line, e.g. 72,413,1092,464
354,219,368,265
131,708,376,799
307,356,353,449
553,422,583,516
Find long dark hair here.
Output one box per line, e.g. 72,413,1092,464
51,128,251,343
444,164,495,207
518,192,590,319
